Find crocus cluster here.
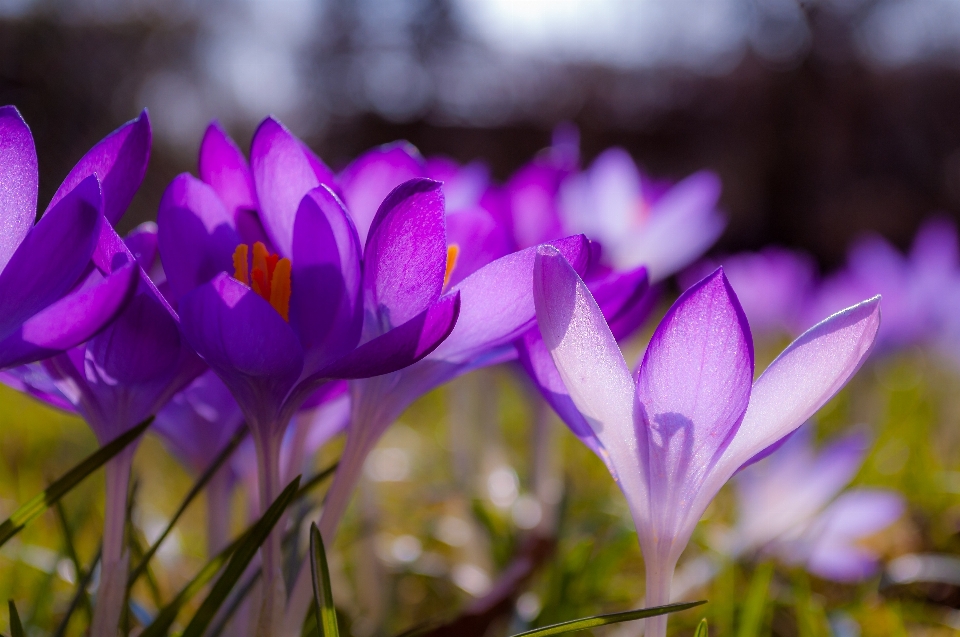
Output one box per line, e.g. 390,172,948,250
0,106,892,637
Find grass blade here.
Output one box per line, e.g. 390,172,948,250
205,569,261,637
295,462,339,501
128,425,248,588
507,601,705,637
179,476,302,637
694,617,709,637
736,562,773,637
0,417,153,547
309,523,339,637
53,502,92,622
52,547,100,637
8,601,23,637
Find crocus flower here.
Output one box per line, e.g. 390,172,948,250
0,106,148,368
532,247,880,637
154,370,245,554
157,118,460,633
727,425,903,581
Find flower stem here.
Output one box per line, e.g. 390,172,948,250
206,465,234,557
90,446,134,637
253,431,285,637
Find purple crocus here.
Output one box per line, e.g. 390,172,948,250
0,107,148,368
729,425,903,581
157,118,460,633
532,247,880,637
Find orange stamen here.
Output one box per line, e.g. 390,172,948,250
232,241,292,321
444,244,460,288
232,244,250,285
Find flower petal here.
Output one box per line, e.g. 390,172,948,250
0,262,139,369
0,105,38,271
179,273,304,432
316,293,460,380
507,163,565,249
635,269,754,534
363,178,446,331
124,222,159,270
339,142,425,244
0,175,101,341
291,186,363,374
533,245,637,485
709,297,881,499
431,234,590,363
46,110,151,225
157,173,240,303
199,121,258,217
250,117,334,257
444,206,513,287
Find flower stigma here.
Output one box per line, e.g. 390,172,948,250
444,244,459,288
232,242,292,320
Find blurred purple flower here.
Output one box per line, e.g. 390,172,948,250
0,107,148,369
729,425,903,581
532,248,880,637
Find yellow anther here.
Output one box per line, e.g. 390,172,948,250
444,244,460,288
269,258,292,321
232,244,250,285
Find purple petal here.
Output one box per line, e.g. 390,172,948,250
46,110,151,225
588,266,650,327
363,179,446,331
316,293,460,380
0,263,139,369
532,245,637,486
507,163,564,249
93,217,177,318
0,105,38,271
291,186,363,374
179,273,304,433
711,297,881,491
157,173,240,303
431,234,590,363
199,121,258,218
124,222,158,270
0,364,75,413
634,268,754,535
339,142,425,244
444,207,513,287
0,175,101,341
250,117,334,257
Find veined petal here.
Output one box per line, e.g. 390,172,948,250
0,175,101,342
199,121,258,217
0,105,38,271
0,263,139,369
634,268,754,538
444,207,513,288
46,110,151,225
363,178,446,331
250,117,334,257
157,173,240,302
315,293,459,380
179,273,303,431
291,186,363,374
705,297,881,509
431,234,590,363
532,246,638,485
339,142,425,244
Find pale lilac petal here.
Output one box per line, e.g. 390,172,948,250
0,365,75,413
47,110,151,225
533,245,638,487
559,147,639,244
291,186,363,374
0,175,101,341
179,273,304,434
708,297,881,499
0,105,38,271
250,117,334,257
339,142,425,244
157,173,240,302
0,263,139,369
199,121,258,217
508,163,564,249
444,207,512,287
363,179,446,331
635,269,753,537
431,234,589,363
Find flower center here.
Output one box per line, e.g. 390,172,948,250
444,244,459,288
232,242,292,321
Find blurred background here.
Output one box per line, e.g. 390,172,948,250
5,0,960,267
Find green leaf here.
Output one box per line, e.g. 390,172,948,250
295,462,339,501
309,523,339,637
53,502,92,622
179,476,302,637
736,562,774,637
128,425,248,588
8,601,24,637
52,548,100,637
0,417,153,548
694,617,709,637
508,601,705,637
